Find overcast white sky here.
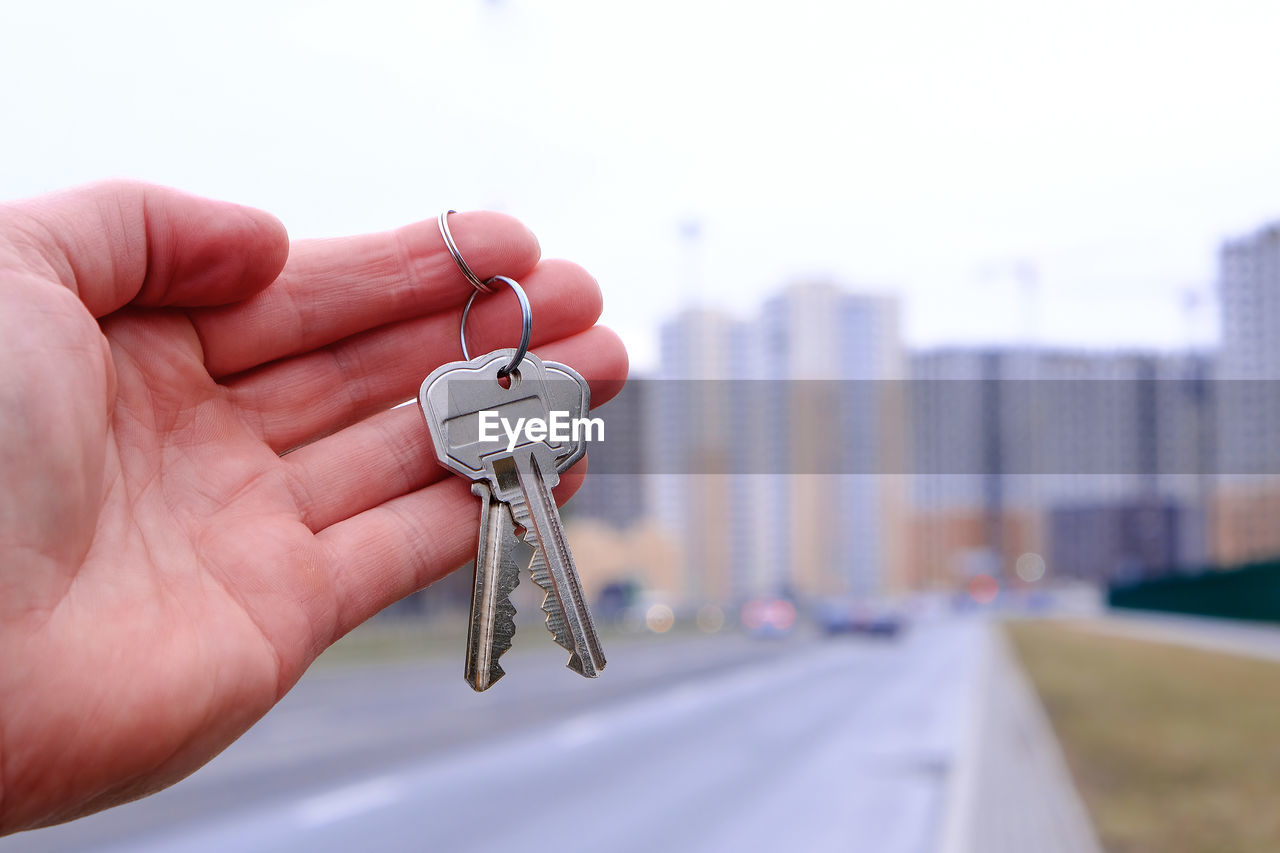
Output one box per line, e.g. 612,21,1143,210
4,0,1280,369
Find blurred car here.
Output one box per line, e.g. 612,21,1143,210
740,598,797,638
818,600,907,638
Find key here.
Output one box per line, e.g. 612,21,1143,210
421,349,605,685
501,442,606,678
424,351,604,682
525,361,592,663
464,482,527,690
462,362,589,690
422,350,555,689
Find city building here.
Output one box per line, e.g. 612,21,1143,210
651,284,906,606
1219,222,1280,380
649,309,743,605
1048,500,1203,584
909,348,1213,586
1215,222,1280,565
757,282,906,599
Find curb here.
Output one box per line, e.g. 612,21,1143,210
938,621,1102,853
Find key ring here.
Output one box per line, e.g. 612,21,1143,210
440,209,531,375
438,210,495,295
460,275,532,377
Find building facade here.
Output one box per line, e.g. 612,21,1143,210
651,283,906,606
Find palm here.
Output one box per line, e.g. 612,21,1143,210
0,184,625,833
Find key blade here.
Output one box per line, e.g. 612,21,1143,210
509,449,606,678
522,363,592,667
519,522,600,676
525,546,575,663
465,484,528,691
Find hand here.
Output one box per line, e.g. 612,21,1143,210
0,182,627,833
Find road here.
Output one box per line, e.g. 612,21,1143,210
4,618,982,853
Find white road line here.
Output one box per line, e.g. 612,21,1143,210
292,777,406,829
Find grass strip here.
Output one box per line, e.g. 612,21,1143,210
1006,620,1280,853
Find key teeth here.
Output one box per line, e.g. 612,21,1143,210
469,594,516,692
532,563,575,654
566,649,606,678
524,532,574,653
510,481,605,680
525,541,607,677
466,487,522,692
489,568,520,668
532,563,605,678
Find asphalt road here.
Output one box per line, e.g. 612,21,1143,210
5,618,981,853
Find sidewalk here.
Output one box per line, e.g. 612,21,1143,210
1072,610,1280,663
939,622,1101,853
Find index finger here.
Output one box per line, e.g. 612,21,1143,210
192,211,540,377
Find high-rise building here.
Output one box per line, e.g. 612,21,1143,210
651,283,906,605
758,283,906,598
909,347,1213,586
650,309,743,604
1215,221,1280,564
1048,500,1198,584
1220,223,1280,379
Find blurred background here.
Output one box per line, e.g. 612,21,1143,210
5,1,1280,851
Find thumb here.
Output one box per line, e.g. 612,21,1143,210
2,180,289,317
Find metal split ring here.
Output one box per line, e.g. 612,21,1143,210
460,275,531,377
440,210,531,376
438,210,495,295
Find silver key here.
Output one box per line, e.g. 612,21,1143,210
465,482,527,690
421,350,605,685
422,350,556,689
499,443,606,678
462,362,589,691
523,362,594,669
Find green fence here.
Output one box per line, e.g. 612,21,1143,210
1108,560,1280,623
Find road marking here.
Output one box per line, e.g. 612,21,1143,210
281,653,842,831
293,776,405,828
553,712,607,748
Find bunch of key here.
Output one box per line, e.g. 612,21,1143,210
420,349,606,691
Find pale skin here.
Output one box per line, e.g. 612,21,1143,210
0,182,628,834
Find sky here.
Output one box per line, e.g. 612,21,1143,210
4,0,1280,370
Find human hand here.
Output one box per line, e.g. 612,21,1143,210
0,182,627,833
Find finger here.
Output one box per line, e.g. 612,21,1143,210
192,211,540,377
284,326,628,531
229,259,603,452
2,180,287,317
317,456,589,638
